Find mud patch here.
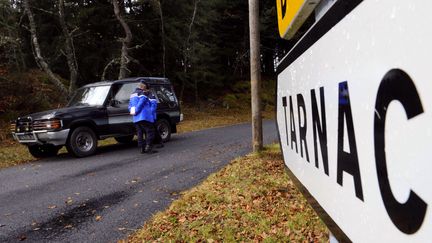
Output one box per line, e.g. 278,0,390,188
4,191,128,242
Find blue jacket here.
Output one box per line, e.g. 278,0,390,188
128,89,158,123
146,92,158,122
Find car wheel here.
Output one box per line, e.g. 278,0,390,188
156,118,171,142
28,144,61,158
115,135,134,144
66,126,97,157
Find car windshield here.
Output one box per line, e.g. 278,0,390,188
68,85,111,107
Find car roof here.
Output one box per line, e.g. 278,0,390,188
82,77,171,88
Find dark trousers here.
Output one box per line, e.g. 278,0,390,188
134,120,155,148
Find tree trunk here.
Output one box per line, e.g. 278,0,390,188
180,0,200,102
23,0,68,96
113,0,132,80
152,0,166,77
58,0,78,94
249,0,263,152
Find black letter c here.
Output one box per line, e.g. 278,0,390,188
374,69,427,234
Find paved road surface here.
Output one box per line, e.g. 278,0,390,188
0,121,277,242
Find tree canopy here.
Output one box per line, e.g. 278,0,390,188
0,0,292,103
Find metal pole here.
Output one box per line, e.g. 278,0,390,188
249,0,263,152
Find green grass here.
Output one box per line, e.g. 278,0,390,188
0,144,34,169
177,105,274,133
0,138,119,169
125,144,328,242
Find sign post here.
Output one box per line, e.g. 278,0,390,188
276,0,432,242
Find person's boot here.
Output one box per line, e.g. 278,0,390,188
144,145,153,153
145,144,156,153
140,145,146,154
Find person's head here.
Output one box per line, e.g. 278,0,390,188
138,81,149,91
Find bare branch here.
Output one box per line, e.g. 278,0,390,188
186,0,201,51
112,0,133,80
180,0,201,101
127,41,148,50
101,58,120,81
59,0,78,93
31,6,56,15
24,0,68,96
70,27,79,35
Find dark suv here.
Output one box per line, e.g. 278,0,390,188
11,77,182,158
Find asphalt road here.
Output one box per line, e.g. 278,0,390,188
0,120,277,242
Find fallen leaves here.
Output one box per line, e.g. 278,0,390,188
65,197,73,205
47,205,57,209
95,215,102,221
126,144,328,242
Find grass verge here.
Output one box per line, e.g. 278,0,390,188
0,106,275,169
125,144,328,242
177,105,274,133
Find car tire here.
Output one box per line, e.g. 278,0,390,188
156,118,171,142
28,144,61,158
115,135,134,144
66,126,98,157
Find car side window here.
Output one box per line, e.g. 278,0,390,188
113,83,137,104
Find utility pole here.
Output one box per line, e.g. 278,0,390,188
249,0,263,152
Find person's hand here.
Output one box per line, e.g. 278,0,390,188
130,107,136,115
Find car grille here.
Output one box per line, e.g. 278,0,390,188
16,117,33,133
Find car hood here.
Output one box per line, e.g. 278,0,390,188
21,106,100,121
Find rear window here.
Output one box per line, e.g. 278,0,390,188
153,85,177,104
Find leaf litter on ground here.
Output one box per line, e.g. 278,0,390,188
124,144,328,242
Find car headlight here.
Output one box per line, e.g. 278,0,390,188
33,119,62,131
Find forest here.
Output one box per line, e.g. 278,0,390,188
0,0,292,125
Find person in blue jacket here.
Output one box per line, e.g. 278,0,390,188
128,82,157,153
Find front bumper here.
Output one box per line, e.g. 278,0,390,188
12,129,70,146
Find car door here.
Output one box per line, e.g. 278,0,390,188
106,82,138,136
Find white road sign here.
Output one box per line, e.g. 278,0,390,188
276,0,432,242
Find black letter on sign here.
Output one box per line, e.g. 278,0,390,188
311,87,329,175
374,69,427,234
282,96,289,146
337,81,364,201
289,96,298,153
280,0,287,19
297,94,310,161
